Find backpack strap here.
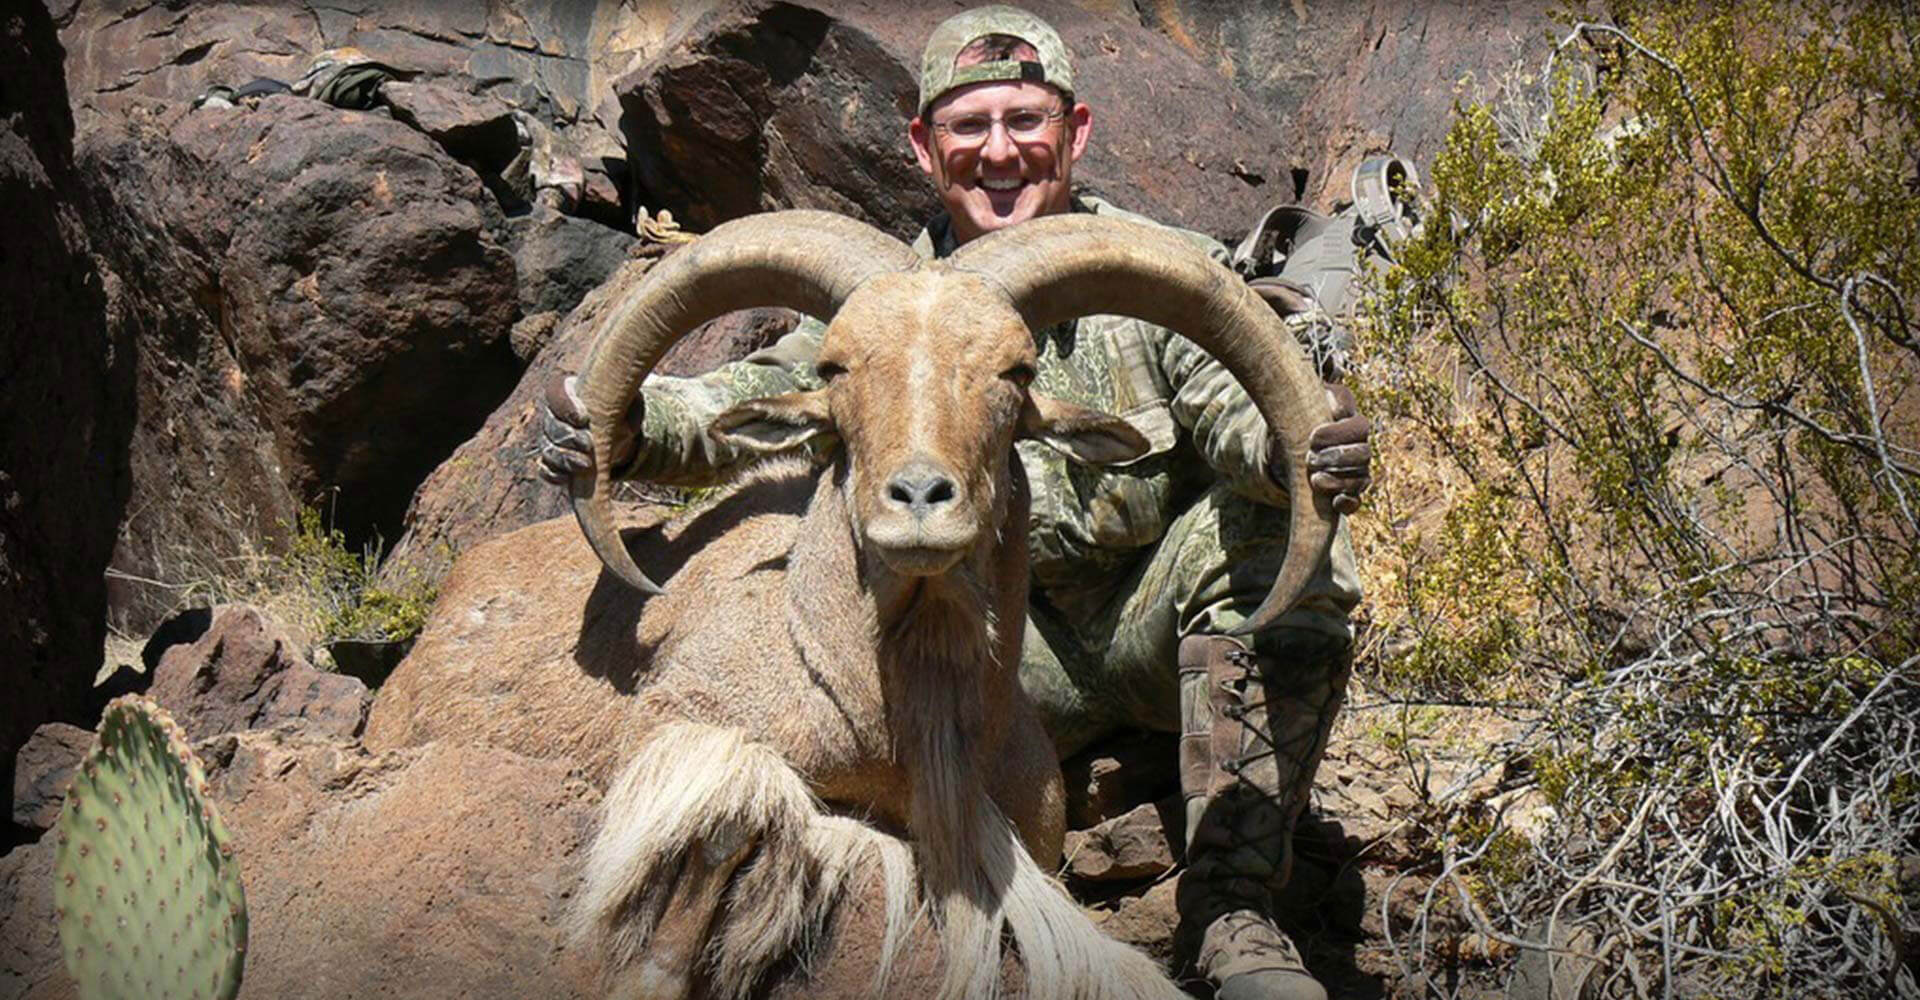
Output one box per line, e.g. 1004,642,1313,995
1230,204,1335,280
231,77,291,101
1350,155,1420,259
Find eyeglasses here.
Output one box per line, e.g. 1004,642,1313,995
931,107,1067,145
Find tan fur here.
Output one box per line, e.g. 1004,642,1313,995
574,270,1180,998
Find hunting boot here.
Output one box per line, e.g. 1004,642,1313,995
1175,632,1352,1000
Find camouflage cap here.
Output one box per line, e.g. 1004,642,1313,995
918,5,1074,116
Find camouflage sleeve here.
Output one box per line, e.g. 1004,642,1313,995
623,317,828,486
1157,228,1296,509
1162,332,1293,509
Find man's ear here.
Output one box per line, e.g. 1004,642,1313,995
709,390,835,454
1064,101,1092,165
908,115,937,177
1018,391,1150,466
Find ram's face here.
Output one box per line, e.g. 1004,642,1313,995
708,268,1148,579
816,271,1037,576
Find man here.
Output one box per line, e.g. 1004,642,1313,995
540,7,1370,998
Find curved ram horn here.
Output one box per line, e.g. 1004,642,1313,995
948,213,1337,635
572,210,922,595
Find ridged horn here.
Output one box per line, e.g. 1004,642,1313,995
949,213,1337,634
572,210,922,594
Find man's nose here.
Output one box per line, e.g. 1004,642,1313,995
981,122,1019,161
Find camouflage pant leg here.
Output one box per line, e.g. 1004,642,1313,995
1017,485,1361,758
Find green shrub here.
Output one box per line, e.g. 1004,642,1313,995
277,506,437,645
1351,2,1917,994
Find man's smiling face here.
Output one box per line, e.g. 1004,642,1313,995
909,79,1091,245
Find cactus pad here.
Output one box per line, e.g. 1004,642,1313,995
53,696,247,1000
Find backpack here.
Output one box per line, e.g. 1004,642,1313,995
292,48,408,111
1230,155,1422,379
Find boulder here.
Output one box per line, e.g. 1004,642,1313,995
655,305,801,379
616,0,1291,241
616,1,928,240
9,724,91,834
510,202,638,317
0,830,66,999
1,726,602,999
1123,0,1374,147
149,605,372,741
0,0,132,792
381,244,796,586
381,80,519,170
0,715,1065,998
81,97,520,631
1062,798,1181,882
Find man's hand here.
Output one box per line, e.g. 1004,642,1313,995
536,373,641,485
1251,277,1373,514
1304,383,1371,514
1265,382,1371,515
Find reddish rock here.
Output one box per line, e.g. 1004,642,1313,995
1089,876,1181,964
82,97,520,632
510,202,638,317
617,0,1290,241
52,2,716,229
1,717,1057,999
1063,798,1181,882
0,831,68,999
1127,0,1375,146
1279,1,1561,210
2,727,602,999
55,2,644,141
658,305,801,379
1126,1,1559,212
616,2,929,240
381,246,796,586
149,605,371,741
381,80,519,170
9,724,91,834
216,732,601,998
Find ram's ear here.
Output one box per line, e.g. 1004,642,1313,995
1018,391,1151,466
709,390,836,454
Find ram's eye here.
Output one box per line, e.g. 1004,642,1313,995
1001,363,1036,387
815,360,847,382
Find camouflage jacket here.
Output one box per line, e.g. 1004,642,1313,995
626,196,1292,593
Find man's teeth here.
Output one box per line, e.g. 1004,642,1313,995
980,177,1024,191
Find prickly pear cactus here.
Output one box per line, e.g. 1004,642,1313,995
53,695,247,1000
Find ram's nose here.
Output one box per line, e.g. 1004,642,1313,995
883,459,959,520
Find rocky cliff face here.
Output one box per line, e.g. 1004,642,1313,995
0,0,131,814
50,0,652,221
83,98,524,633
